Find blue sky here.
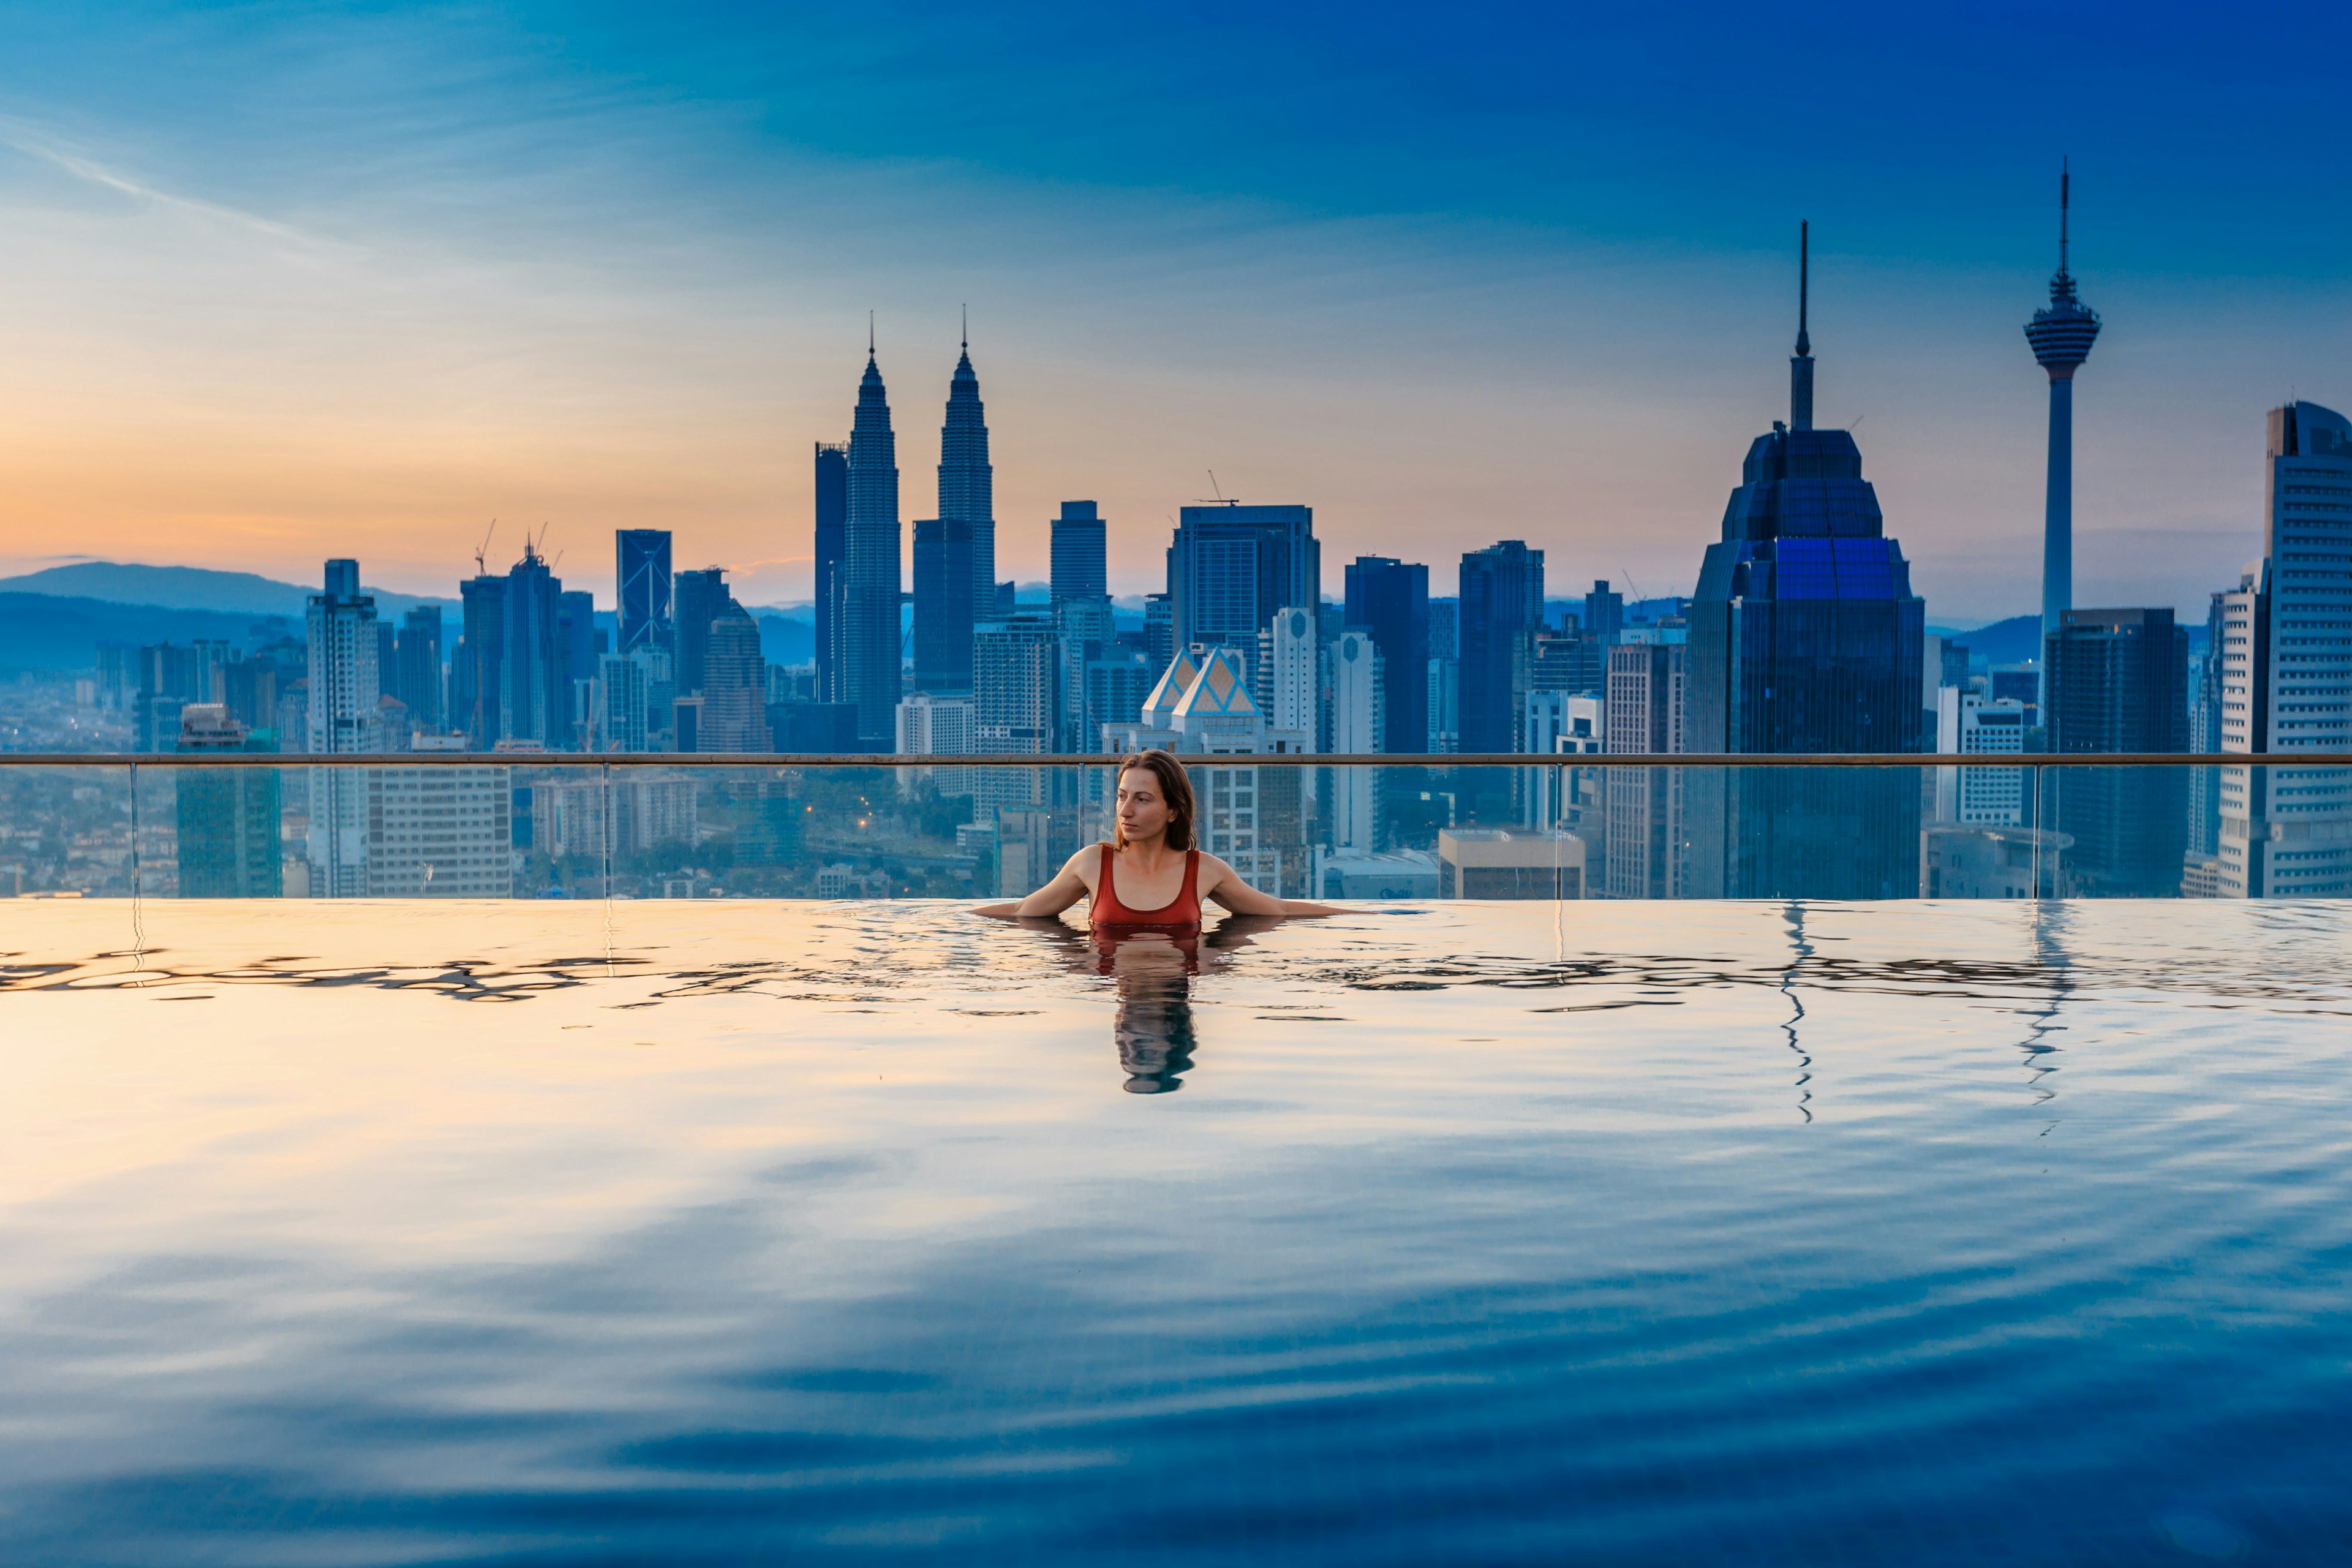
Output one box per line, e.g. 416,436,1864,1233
1,1,2346,618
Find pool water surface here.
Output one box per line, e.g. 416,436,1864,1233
1,897,2348,1564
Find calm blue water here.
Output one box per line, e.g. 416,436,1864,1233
1,897,2348,1565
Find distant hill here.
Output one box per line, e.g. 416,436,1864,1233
0,593,300,675
1933,612,2209,668
755,614,814,666
0,562,456,620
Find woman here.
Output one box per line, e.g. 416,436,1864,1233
974,749,1337,925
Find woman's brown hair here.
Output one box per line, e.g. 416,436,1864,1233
1115,750,1197,853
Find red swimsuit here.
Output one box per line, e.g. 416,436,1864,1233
1090,844,1202,929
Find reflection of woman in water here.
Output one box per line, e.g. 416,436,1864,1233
976,749,1335,1091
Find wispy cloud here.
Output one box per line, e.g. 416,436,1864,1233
0,115,344,255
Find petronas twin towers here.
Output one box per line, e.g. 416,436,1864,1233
836,328,996,747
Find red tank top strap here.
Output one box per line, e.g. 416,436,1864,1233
1179,849,1200,913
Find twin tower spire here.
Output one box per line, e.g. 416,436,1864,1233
837,317,998,745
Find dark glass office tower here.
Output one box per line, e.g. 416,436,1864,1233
845,344,903,749
912,517,975,695
1583,580,1624,644
1166,503,1319,665
2045,606,2188,895
1458,541,1544,753
500,541,568,750
1052,502,1107,601
393,606,443,730
454,573,505,750
1344,556,1429,761
1686,226,1925,897
617,529,673,656
813,444,847,699
674,567,730,699
938,333,995,624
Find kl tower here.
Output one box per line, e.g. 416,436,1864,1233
2025,159,2102,638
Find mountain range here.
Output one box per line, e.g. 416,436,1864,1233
0,562,455,620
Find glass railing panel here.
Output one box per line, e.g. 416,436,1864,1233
1,758,2345,901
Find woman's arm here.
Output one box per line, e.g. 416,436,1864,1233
1197,854,1341,918
973,847,1098,919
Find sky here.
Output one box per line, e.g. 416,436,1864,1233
1,1,2348,621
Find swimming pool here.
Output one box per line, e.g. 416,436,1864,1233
2,897,2346,1563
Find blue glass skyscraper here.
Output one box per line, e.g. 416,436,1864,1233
1686,225,1926,897
813,443,847,700
912,516,974,695
1166,503,1319,665
1458,541,1544,754
1344,556,1429,758
1051,502,1107,602
616,529,673,657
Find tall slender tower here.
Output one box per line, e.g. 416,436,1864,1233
845,326,903,750
2025,161,2101,638
938,313,996,623
1790,219,1814,431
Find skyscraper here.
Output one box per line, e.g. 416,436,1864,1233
617,529,673,657
1458,541,1544,753
1344,556,1428,764
1052,502,1108,601
453,573,505,749
1686,225,1926,898
1052,502,1114,751
911,517,976,695
2044,607,2188,895
175,704,282,898
499,541,567,750
845,339,903,750
1329,629,1382,848
813,444,847,700
306,559,383,897
2025,162,2101,638
1166,503,1319,665
938,328,996,625
393,606,443,731
698,598,766,752
673,567,729,700
1605,642,1686,899
2219,401,2352,898
1583,581,1625,645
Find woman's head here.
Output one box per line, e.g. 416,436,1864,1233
1115,750,1196,851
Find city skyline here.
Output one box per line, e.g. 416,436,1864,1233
2,6,2350,621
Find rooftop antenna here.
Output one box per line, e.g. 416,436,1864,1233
868,311,875,357
1790,219,1815,432
961,303,968,350
2059,156,2071,278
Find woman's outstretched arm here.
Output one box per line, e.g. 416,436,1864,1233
973,847,1098,919
1197,854,1340,918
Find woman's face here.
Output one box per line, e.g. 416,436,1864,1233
1117,768,1172,845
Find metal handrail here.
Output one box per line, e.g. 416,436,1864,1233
1,752,2343,769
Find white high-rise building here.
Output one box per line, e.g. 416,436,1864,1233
1264,606,1320,752
1935,690,2030,826
897,692,978,800
304,559,383,898
1328,628,1381,850
364,766,513,897
2220,401,2352,898
1605,642,1685,900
